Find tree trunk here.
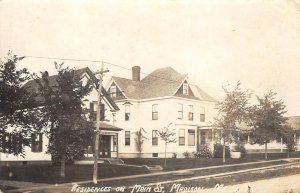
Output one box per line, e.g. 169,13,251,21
223,139,226,163
264,142,268,160
61,153,66,178
164,142,167,167
287,150,290,158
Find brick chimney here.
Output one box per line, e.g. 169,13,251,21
132,66,141,81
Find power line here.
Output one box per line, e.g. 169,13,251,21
19,54,225,93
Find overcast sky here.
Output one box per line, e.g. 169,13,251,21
1,0,300,116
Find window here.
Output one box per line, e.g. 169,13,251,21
188,105,194,121
1,134,23,153
125,131,130,146
89,102,105,121
179,129,185,146
200,131,206,145
178,103,183,119
125,104,130,121
152,104,158,120
31,133,43,152
110,85,116,98
200,107,205,122
188,129,195,146
183,83,188,95
152,153,158,157
152,130,158,146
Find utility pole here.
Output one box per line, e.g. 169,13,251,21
93,62,109,184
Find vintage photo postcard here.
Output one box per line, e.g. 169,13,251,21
1,0,300,193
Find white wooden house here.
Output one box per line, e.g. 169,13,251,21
104,66,218,158
0,67,121,164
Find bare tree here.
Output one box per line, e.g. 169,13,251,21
157,123,177,167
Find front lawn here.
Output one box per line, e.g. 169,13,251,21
0,164,150,184
1,152,299,185
123,152,300,171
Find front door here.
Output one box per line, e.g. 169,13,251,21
99,135,111,158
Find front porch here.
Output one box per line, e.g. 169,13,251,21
196,127,216,152
81,123,122,161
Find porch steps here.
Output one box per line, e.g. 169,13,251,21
107,158,124,165
146,165,163,172
74,159,104,165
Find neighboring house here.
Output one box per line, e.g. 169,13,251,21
105,66,218,158
286,116,300,151
0,67,121,164
235,116,300,153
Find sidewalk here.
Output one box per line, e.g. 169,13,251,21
196,173,300,193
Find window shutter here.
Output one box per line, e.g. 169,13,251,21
17,134,23,153
90,102,94,112
1,134,6,152
38,133,43,152
89,102,96,121
31,133,36,152
8,135,12,153
11,135,16,153
100,103,105,121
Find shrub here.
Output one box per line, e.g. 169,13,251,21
172,152,177,158
194,145,212,158
213,143,231,158
233,143,247,158
182,151,192,158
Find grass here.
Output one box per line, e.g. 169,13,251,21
78,160,300,193
0,164,150,184
123,152,300,171
1,152,299,186
89,159,290,188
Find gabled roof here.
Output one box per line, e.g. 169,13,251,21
191,85,217,102
112,76,145,99
23,67,119,111
111,66,216,102
286,116,300,131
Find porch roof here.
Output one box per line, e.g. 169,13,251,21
99,122,122,131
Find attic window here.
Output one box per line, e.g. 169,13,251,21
183,83,188,95
110,86,116,98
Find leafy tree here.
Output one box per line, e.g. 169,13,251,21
250,91,287,159
214,81,251,163
134,127,148,158
0,51,39,156
36,62,93,178
157,123,177,167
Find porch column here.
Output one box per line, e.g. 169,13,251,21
280,137,283,152
116,133,119,158
247,135,250,144
211,128,215,152
212,128,215,143
294,133,297,151
196,128,200,152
